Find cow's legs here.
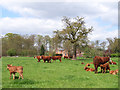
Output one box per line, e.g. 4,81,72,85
95,65,98,73
60,59,61,62
13,73,15,80
19,73,21,79
9,73,12,79
20,73,23,79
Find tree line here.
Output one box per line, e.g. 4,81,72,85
1,16,119,58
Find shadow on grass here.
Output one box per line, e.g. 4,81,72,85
12,78,36,84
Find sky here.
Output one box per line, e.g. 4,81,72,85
0,0,118,42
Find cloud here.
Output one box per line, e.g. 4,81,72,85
0,1,118,42
0,17,63,36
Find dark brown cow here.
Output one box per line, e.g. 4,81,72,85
51,56,62,62
69,56,73,59
64,56,68,59
100,63,110,73
93,56,110,73
41,56,51,63
7,64,23,80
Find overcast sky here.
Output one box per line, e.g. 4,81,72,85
0,0,118,42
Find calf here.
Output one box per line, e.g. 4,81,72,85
86,63,90,67
81,62,84,64
51,56,62,62
100,63,110,73
36,56,42,62
7,64,23,80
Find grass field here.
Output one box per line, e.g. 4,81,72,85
2,57,118,88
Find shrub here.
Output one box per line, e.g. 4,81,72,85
7,48,16,56
111,53,120,57
56,54,62,56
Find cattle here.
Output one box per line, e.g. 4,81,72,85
109,70,118,75
7,64,23,80
93,56,110,73
51,56,62,62
35,56,42,62
90,62,93,64
69,56,73,59
100,63,110,73
84,67,95,72
109,60,117,65
41,56,51,63
86,63,90,67
64,56,68,59
81,62,84,64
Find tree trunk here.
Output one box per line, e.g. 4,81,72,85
73,43,76,60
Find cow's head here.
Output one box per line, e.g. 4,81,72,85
7,64,12,70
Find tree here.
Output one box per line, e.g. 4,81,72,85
54,16,93,59
40,45,45,55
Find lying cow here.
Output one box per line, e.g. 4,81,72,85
100,63,110,73
7,64,23,80
86,63,90,67
110,69,118,75
84,67,95,72
93,56,111,73
41,56,51,63
51,56,62,62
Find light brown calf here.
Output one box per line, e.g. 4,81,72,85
100,63,110,73
7,64,23,80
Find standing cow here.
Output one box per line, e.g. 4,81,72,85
7,64,23,80
51,56,62,62
93,56,111,73
41,56,51,63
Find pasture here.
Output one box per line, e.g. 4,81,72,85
2,57,118,88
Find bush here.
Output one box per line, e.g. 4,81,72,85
56,54,62,56
111,53,120,57
7,48,16,56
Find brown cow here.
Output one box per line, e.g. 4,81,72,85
36,56,42,62
41,56,51,63
109,70,118,75
81,62,84,64
86,63,90,67
51,56,62,62
84,67,95,72
64,56,68,59
93,56,110,73
7,64,23,80
100,63,110,73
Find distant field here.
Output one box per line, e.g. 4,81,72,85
2,57,118,88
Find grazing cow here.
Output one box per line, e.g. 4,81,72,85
93,56,110,73
64,56,68,59
100,63,110,73
86,63,90,67
35,56,42,62
51,56,62,62
81,62,84,64
41,56,51,63
7,64,23,80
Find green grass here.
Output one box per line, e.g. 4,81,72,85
2,57,118,88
